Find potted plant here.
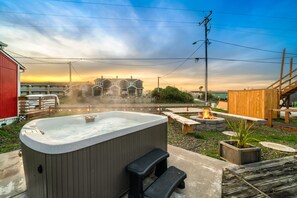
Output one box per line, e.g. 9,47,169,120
219,120,261,165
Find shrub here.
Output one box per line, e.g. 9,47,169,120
226,120,256,148
152,86,193,103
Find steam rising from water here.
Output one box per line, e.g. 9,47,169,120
44,117,140,142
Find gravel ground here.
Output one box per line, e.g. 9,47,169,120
168,121,297,161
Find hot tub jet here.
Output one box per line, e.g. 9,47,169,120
85,115,96,123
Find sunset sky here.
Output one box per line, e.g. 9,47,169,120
1,0,297,91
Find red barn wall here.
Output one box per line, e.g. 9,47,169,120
0,51,18,119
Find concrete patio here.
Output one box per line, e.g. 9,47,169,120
0,145,233,198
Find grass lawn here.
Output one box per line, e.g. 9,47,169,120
0,121,29,153
168,121,297,161
272,117,297,125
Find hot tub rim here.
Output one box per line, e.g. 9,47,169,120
20,111,167,154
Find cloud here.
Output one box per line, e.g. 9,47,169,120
1,0,296,91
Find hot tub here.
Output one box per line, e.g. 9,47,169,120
20,111,168,198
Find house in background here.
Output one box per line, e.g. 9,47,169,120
92,76,143,97
0,42,25,127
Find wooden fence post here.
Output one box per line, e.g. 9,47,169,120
54,97,57,108
279,48,286,94
18,96,28,114
39,97,42,110
285,110,290,124
267,109,272,127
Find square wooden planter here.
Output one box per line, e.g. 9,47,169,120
219,140,261,165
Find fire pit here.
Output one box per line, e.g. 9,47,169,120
190,108,226,132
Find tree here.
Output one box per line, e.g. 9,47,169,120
199,86,203,92
152,86,193,103
201,92,218,102
151,87,163,99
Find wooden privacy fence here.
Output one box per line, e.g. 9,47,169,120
228,89,279,119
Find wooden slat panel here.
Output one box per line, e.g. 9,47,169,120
228,89,279,119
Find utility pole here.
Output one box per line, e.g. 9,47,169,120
279,48,286,95
158,76,160,93
69,62,72,95
69,62,72,83
199,11,212,105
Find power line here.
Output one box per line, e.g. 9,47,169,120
214,11,297,20
71,64,85,81
209,39,297,56
208,57,286,64
91,60,186,67
19,61,186,66
159,77,172,87
20,60,187,66
13,56,196,60
2,10,297,32
21,57,296,65
31,0,297,20
0,23,195,28
161,42,204,77
212,26,286,37
5,49,58,64
9,50,296,66
11,54,293,64
22,62,68,64
213,24,297,32
0,11,196,24
2,22,297,33
35,0,207,13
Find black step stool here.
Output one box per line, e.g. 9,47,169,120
127,148,186,198
144,166,186,198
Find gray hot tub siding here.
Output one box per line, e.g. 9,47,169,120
22,123,167,198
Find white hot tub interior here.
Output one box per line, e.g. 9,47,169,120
20,111,167,154
36,117,141,142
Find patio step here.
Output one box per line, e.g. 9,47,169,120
127,148,187,198
144,166,187,198
127,148,169,198
127,148,169,177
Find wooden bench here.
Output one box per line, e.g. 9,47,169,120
163,112,200,134
127,149,186,198
210,111,266,124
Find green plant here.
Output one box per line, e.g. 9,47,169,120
192,132,205,139
151,86,194,103
226,120,256,148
